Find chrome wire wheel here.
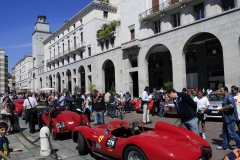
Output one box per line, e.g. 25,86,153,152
128,151,144,160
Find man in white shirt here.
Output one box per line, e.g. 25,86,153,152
142,86,151,124
23,92,38,134
231,85,240,131
193,90,210,139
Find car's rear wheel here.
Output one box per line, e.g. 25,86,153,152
51,123,58,140
77,133,88,155
124,146,147,160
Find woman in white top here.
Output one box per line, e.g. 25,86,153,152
193,90,210,139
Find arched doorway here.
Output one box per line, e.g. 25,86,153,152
56,73,61,92
183,32,224,91
103,60,115,92
78,66,85,93
147,44,173,90
66,70,72,92
49,75,53,88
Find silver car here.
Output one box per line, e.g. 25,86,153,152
206,91,225,118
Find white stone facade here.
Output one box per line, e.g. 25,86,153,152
0,49,8,94
13,0,240,97
14,54,33,90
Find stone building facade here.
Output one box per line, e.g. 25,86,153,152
16,0,240,97
0,49,8,94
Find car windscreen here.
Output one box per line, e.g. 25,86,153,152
208,93,225,101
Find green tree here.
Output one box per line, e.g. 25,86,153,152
74,86,80,92
164,81,173,90
218,83,223,89
62,88,68,93
88,84,96,93
110,85,116,93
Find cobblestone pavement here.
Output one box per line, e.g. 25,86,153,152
7,111,234,160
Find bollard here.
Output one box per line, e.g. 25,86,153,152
40,126,51,156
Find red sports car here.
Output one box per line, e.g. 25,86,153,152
39,108,90,140
13,99,25,115
163,99,178,116
72,120,212,160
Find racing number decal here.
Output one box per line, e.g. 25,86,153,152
98,135,104,143
105,137,118,149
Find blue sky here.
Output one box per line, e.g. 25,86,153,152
0,0,92,73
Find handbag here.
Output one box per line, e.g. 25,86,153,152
0,103,10,115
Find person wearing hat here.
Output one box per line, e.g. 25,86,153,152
91,89,105,125
141,86,151,124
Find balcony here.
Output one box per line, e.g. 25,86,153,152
46,41,86,63
139,0,183,21
121,39,141,51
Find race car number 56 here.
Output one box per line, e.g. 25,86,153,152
106,137,118,149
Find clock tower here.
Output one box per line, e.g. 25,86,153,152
32,15,52,91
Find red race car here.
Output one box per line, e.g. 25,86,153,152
39,108,90,140
163,99,178,117
72,120,212,160
13,99,25,115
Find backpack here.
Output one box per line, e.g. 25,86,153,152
158,92,163,101
109,95,115,103
223,149,240,160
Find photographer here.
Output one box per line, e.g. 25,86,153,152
193,90,209,139
91,89,105,125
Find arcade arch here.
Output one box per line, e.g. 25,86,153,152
66,70,72,92
103,60,115,92
78,66,86,93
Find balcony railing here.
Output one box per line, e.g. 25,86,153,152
121,39,141,51
139,0,180,21
46,41,86,63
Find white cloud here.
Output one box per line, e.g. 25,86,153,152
0,43,32,49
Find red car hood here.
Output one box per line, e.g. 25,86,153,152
56,112,81,129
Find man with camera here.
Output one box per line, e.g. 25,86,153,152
193,90,209,139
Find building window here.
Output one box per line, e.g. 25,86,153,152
73,54,76,61
130,29,135,40
101,42,104,51
172,12,180,28
67,57,70,63
88,65,91,72
206,41,222,57
154,20,161,34
80,32,83,42
111,37,115,47
105,40,109,50
73,24,75,29
58,46,60,54
194,3,205,20
185,45,197,63
58,61,59,66
103,11,108,19
80,51,83,59
80,19,82,24
62,59,64,65
222,0,235,11
88,47,91,56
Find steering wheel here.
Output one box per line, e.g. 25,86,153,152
129,120,144,135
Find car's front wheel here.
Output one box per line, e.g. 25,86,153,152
124,146,147,160
77,133,89,155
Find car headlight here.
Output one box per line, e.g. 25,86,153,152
56,121,65,130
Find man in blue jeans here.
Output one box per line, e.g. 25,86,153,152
216,86,240,150
166,88,199,135
92,89,105,125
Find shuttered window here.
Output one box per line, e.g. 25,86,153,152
152,0,159,13
130,29,135,40
222,0,235,11
194,3,204,20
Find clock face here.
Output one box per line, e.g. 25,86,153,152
37,34,44,41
